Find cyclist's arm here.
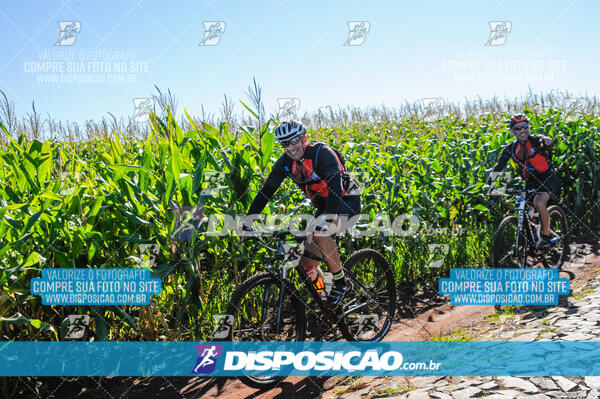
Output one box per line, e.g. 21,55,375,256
245,156,287,221
490,143,512,178
317,146,344,216
530,134,554,151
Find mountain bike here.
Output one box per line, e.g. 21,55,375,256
492,185,568,269
224,230,397,389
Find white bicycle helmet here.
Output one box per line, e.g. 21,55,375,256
274,121,306,143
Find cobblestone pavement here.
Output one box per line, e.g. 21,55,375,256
322,275,600,399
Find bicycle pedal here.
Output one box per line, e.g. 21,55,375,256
346,278,354,291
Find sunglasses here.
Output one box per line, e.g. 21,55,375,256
281,137,302,148
512,125,529,132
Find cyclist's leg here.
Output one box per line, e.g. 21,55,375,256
299,242,323,273
313,196,360,306
534,191,550,235
309,214,341,274
533,172,557,236
311,196,361,274
312,234,349,306
313,235,342,273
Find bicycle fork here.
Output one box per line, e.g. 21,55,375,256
516,193,527,268
271,257,296,335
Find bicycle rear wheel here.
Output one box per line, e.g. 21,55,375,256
337,249,396,341
541,205,568,269
226,272,306,389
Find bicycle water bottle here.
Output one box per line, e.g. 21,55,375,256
304,264,325,294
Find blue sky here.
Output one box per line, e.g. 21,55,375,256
1,0,599,124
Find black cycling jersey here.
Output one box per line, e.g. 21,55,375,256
492,134,554,181
247,142,359,217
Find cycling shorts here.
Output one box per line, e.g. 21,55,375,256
525,172,559,201
313,196,361,234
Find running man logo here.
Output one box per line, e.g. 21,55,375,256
485,21,512,46
563,98,587,121
192,344,223,374
62,315,89,339
137,244,160,268
277,98,301,121
489,172,512,196
282,242,304,272
347,172,369,197
132,98,154,123
171,205,207,242
211,315,234,339
201,171,228,197
427,244,449,268
568,243,591,268
356,315,379,339
58,171,83,196
563,97,585,111
421,98,445,123
56,22,81,46
344,22,370,46
199,22,226,46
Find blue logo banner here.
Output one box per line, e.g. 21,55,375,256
1,341,600,377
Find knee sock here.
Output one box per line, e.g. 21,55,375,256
332,270,346,286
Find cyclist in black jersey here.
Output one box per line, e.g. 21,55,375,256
240,121,361,307
488,114,558,248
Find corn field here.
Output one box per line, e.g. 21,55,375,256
0,89,599,343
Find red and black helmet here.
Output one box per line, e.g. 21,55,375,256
508,114,529,128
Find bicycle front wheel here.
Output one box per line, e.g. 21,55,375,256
338,249,396,341
493,216,528,268
225,272,306,389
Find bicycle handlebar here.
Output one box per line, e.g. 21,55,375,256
500,187,538,195
271,230,293,238
242,228,304,243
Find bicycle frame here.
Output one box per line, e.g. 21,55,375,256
256,231,366,335
514,189,536,268
509,187,561,268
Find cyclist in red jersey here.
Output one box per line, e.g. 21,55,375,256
489,114,558,248
241,121,361,307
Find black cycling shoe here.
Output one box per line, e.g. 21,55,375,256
325,278,352,308
539,235,553,249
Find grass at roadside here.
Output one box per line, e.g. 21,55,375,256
430,329,475,342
